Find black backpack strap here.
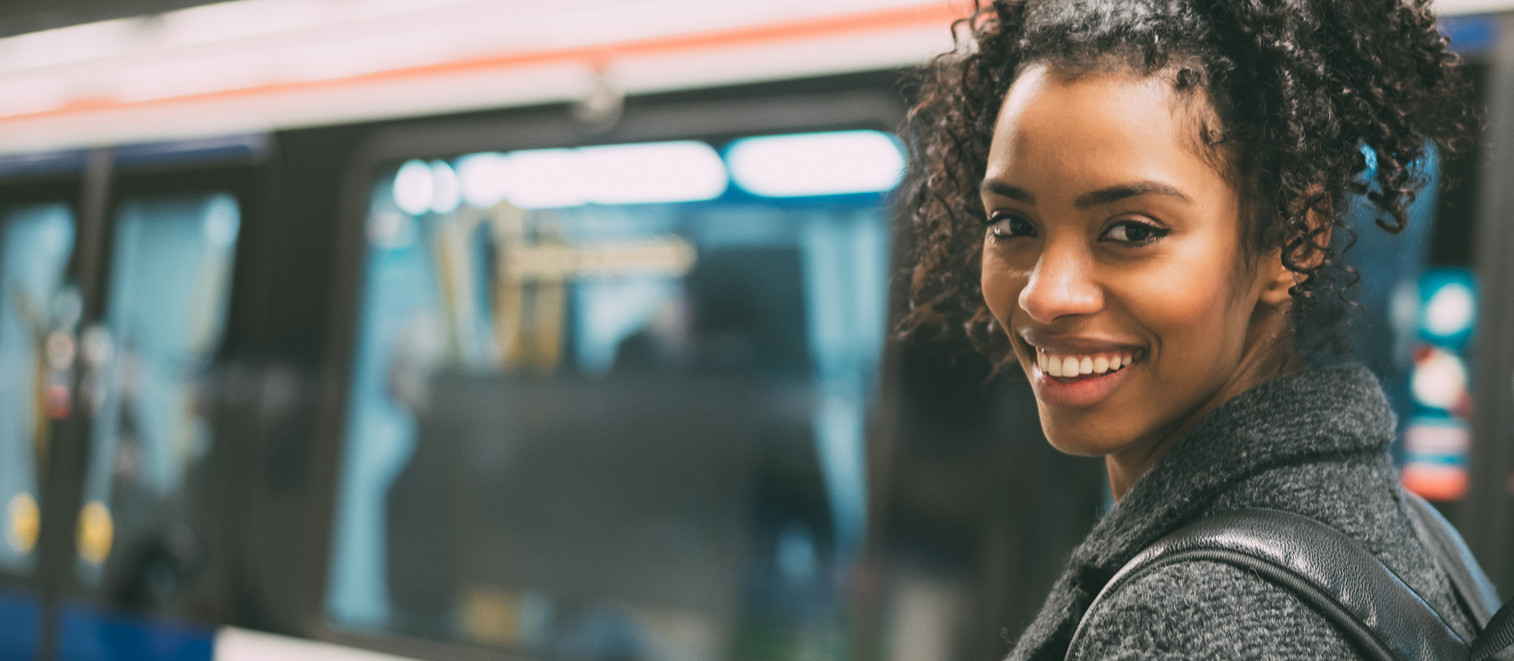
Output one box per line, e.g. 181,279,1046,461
1402,493,1514,661
1065,509,1466,661
1404,491,1502,625
1474,600,1514,661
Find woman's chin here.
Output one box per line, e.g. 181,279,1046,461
1044,437,1116,458
1039,416,1133,458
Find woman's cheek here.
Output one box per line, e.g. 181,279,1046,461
979,254,1021,329
1117,252,1246,383
1124,238,1233,321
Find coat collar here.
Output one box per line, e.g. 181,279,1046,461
1006,366,1395,661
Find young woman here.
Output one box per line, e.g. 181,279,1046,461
901,0,1475,658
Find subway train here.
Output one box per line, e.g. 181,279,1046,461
0,1,1510,660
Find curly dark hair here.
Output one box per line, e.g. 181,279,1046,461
899,0,1473,366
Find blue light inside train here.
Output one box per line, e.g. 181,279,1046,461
1408,270,1477,413
1402,268,1477,502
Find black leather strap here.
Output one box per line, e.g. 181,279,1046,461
1405,491,1502,625
1066,509,1467,661
1473,600,1514,661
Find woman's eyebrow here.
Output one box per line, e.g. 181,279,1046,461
980,180,1035,204
1075,181,1191,208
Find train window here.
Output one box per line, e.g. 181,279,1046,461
75,193,241,589
0,204,75,576
328,133,898,659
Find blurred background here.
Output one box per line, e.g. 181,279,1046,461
0,0,1508,659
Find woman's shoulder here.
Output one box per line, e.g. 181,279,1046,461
1204,456,1476,632
1072,456,1476,660
1067,455,1472,660
1071,559,1365,660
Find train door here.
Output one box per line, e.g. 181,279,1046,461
0,162,87,661
0,139,265,661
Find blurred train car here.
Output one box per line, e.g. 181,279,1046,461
0,1,1508,660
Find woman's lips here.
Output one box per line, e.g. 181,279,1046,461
1027,346,1139,408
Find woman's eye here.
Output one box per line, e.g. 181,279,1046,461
1101,220,1168,246
987,214,1035,240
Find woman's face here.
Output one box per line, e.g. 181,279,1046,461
980,64,1290,464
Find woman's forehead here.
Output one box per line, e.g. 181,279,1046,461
986,64,1227,201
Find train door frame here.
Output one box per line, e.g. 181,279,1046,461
20,139,271,660
269,70,912,660
0,159,90,661
1463,11,1514,595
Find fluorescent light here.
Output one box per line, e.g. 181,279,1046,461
1424,281,1475,338
579,140,727,205
391,159,462,215
725,130,904,197
495,149,588,209
1411,348,1468,411
466,141,728,210
392,159,434,215
429,160,461,214
457,153,511,209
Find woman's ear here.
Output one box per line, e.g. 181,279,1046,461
1258,247,1295,307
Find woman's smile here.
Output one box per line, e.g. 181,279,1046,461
1029,349,1137,408
1017,331,1145,407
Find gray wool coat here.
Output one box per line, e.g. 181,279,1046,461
1005,366,1480,660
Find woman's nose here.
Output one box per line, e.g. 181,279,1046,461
1018,245,1103,324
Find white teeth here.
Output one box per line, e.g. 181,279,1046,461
1035,350,1136,378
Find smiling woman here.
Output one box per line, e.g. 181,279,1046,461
899,0,1481,659
978,66,1298,496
